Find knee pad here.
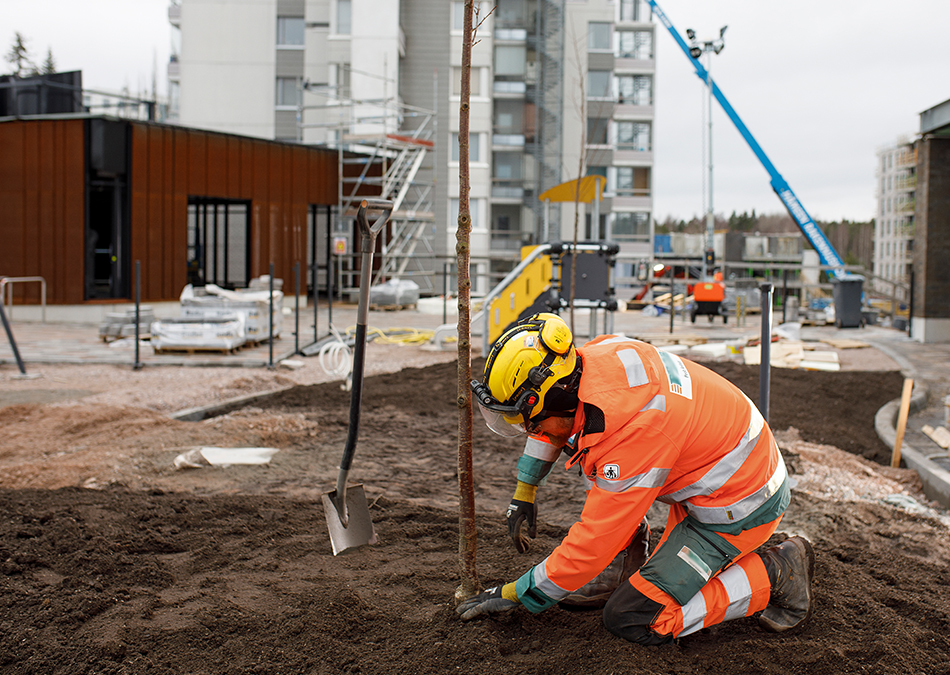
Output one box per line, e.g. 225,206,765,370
602,580,673,646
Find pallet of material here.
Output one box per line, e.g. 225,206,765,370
369,303,416,312
151,318,246,354
98,308,156,342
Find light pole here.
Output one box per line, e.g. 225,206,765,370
686,26,726,281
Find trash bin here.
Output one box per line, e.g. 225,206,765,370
832,274,864,328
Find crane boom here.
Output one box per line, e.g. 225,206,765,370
646,0,846,277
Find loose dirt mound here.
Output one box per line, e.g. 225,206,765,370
1,359,948,674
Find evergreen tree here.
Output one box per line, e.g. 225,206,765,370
42,48,55,75
5,32,35,77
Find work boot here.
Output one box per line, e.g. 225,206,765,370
758,536,815,632
559,518,650,609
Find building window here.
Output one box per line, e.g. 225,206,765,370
452,133,482,162
616,74,652,105
453,2,465,30
615,30,652,59
617,121,651,151
587,118,610,145
493,100,524,134
588,71,612,99
611,212,650,240
615,167,651,196
493,152,522,180
589,22,611,51
453,67,481,96
495,45,526,77
277,17,305,46
620,0,640,22
336,0,351,35
276,77,300,107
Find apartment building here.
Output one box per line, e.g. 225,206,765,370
168,0,656,295
874,138,915,302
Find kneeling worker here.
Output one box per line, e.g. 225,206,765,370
458,313,814,644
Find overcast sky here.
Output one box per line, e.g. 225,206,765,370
4,0,949,223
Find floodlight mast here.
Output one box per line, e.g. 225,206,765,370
646,0,846,278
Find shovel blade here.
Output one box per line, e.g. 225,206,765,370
322,484,377,556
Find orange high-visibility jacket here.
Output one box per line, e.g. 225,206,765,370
515,335,787,612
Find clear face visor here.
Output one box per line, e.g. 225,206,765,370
476,399,529,437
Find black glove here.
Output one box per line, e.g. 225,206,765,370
506,498,538,553
456,586,519,621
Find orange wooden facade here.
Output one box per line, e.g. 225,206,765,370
0,117,337,304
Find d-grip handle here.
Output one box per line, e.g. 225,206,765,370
356,199,393,238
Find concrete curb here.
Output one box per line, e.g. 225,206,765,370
869,339,950,508
169,384,298,422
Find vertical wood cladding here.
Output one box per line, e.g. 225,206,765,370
0,118,337,304
0,119,85,304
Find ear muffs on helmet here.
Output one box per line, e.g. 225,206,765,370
473,313,578,428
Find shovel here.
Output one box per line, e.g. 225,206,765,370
322,198,392,555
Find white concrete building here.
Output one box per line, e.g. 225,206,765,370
168,0,656,296
874,138,915,303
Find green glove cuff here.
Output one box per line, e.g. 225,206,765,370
515,568,558,614
517,455,555,486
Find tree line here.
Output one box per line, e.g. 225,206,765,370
656,210,874,269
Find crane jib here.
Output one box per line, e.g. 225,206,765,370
645,0,846,278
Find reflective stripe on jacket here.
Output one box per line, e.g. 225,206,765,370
516,336,787,613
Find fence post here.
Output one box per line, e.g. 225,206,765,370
759,283,774,422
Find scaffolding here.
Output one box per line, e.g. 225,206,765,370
299,90,437,299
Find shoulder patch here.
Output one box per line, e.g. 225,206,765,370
658,350,693,400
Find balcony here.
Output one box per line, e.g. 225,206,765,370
493,81,527,96
492,134,525,148
495,28,527,41
895,198,916,214
896,148,917,168
896,174,916,191
490,229,532,251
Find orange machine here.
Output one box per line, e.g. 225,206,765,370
691,276,726,323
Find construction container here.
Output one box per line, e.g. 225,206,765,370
832,274,865,328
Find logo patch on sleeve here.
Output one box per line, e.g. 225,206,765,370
658,350,693,400
602,463,620,480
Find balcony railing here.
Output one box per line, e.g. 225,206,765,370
492,133,525,147
490,229,533,251
493,81,527,95
895,198,916,214
896,175,916,191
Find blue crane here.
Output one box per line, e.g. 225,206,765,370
645,0,846,278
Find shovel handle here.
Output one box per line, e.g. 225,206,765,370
338,200,393,475
356,200,393,240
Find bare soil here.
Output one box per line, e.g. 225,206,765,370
1,354,949,675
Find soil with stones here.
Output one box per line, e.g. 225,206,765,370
1,358,949,675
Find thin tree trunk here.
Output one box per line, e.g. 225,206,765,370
455,0,478,603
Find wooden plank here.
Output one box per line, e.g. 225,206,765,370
891,378,914,468
922,425,950,450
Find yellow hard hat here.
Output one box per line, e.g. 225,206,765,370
471,313,578,437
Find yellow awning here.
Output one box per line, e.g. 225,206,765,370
538,176,604,204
